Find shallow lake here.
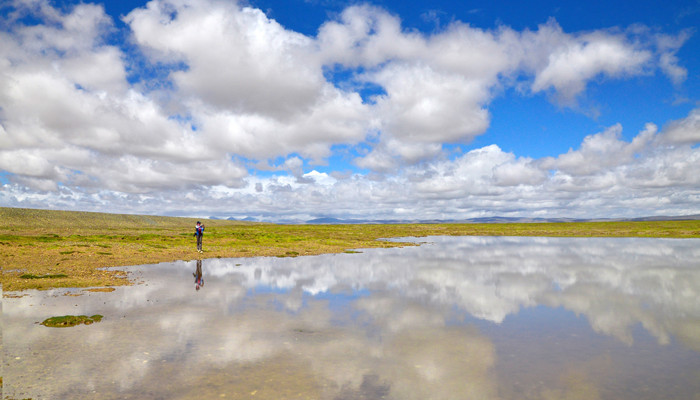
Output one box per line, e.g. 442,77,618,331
4,236,700,399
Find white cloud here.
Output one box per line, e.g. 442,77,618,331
317,12,682,165
317,5,426,67
125,0,371,162
354,144,401,172
659,108,700,145
493,158,547,187
540,124,653,176
0,149,56,177
125,0,321,118
531,31,652,102
655,30,691,85
370,62,491,143
412,145,514,198
303,170,337,186
3,108,700,219
0,0,244,194
0,0,697,219
537,115,700,196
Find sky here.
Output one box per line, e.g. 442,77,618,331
1,0,699,221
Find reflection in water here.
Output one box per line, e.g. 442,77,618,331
3,236,700,399
193,258,204,291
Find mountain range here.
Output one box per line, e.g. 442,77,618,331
211,214,700,224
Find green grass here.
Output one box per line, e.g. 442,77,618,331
2,207,699,292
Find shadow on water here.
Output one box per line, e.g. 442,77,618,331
3,236,700,399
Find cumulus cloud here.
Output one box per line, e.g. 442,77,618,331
539,116,700,195
659,108,700,145
2,107,700,219
124,0,371,162
540,124,652,176
317,4,426,68
317,10,685,165
655,30,691,85
530,30,652,102
0,1,247,193
253,109,699,220
0,0,697,219
125,0,321,118
370,63,491,143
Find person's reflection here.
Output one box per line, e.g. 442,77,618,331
193,259,204,291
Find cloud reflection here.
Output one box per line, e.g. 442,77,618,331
3,237,700,399
202,236,700,347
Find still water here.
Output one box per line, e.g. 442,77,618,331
4,236,700,399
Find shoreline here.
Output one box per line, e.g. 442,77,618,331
2,207,699,292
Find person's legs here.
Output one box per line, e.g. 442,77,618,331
197,235,202,251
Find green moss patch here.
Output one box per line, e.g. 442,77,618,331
41,314,104,328
20,273,68,280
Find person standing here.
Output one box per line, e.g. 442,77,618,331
194,221,205,253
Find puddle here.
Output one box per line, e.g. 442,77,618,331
3,236,700,399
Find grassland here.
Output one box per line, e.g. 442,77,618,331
2,207,699,292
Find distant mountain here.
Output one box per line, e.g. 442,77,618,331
301,214,700,224
206,214,700,224
629,214,700,221
306,217,410,224
302,216,585,224
306,217,347,224
225,216,260,222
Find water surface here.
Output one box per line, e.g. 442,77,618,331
4,236,700,399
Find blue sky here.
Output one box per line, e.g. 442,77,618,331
1,0,699,221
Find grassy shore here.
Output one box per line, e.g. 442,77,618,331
2,207,699,292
